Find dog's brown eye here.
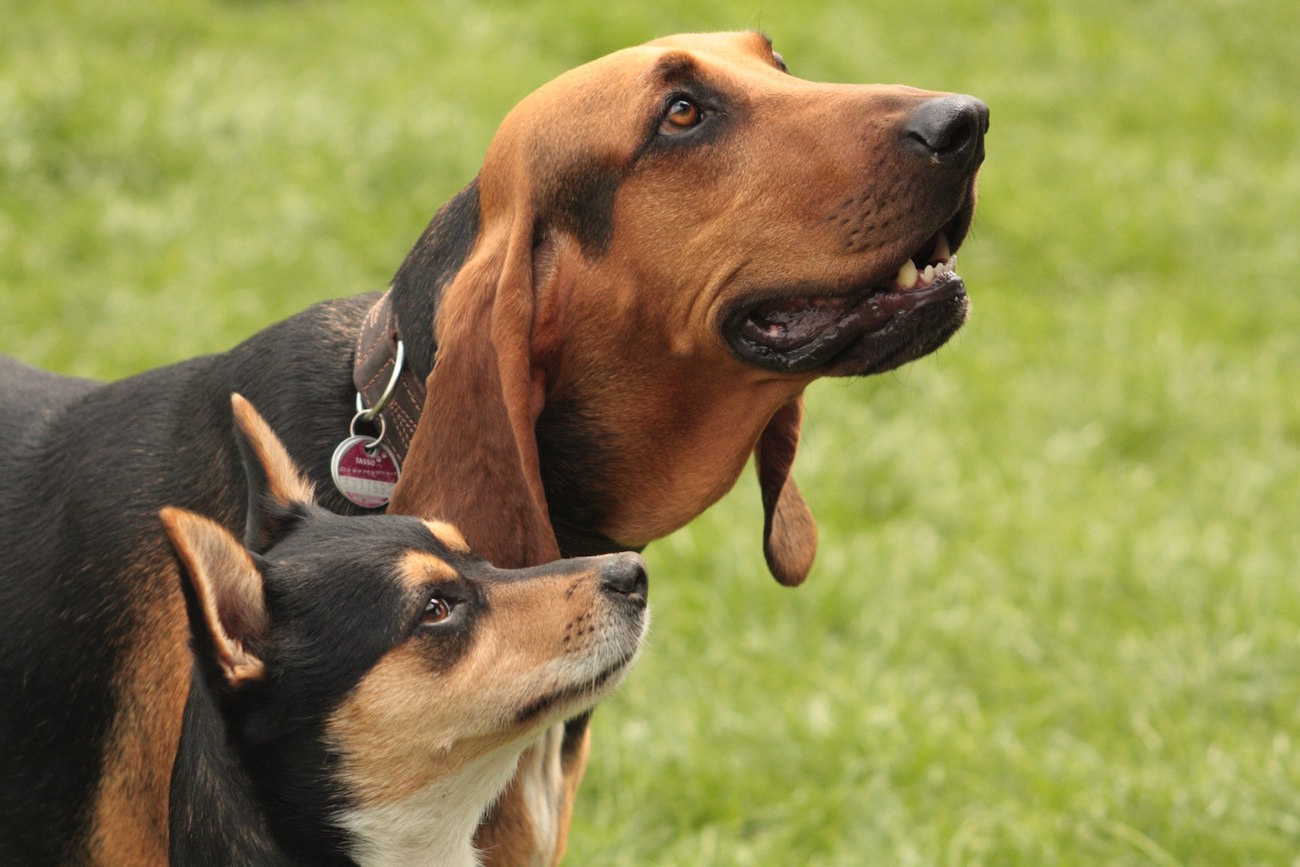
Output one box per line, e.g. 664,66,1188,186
660,97,701,134
421,597,451,626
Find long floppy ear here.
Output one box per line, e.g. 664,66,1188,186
386,216,559,569
229,393,316,552
161,507,269,688
756,397,817,586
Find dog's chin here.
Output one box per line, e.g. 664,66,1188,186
826,283,969,377
512,648,640,729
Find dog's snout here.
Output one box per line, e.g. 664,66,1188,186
903,95,988,170
600,552,648,600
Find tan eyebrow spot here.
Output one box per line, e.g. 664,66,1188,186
399,550,459,588
422,520,470,553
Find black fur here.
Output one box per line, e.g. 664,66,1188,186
0,303,371,862
535,395,622,557
0,358,113,863
390,179,483,377
536,162,622,257
0,217,470,860
163,411,633,866
534,395,647,566
170,498,488,864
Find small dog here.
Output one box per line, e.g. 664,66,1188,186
159,395,647,866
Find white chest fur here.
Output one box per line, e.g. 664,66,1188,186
337,743,523,867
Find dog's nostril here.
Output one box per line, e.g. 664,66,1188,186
600,552,648,599
903,95,989,168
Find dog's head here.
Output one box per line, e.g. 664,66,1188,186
386,31,988,585
161,395,647,861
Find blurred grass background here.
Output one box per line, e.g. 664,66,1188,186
3,0,1298,864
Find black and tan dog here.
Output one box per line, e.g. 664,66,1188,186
0,31,985,865
176,396,645,866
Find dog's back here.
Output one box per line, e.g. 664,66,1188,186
0,309,360,863
0,357,113,861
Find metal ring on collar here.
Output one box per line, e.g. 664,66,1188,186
349,409,387,445
355,339,406,422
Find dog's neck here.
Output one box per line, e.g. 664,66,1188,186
172,674,525,867
333,741,527,867
170,679,359,867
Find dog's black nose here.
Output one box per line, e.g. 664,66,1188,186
903,95,989,170
600,553,648,599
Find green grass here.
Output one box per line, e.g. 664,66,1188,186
3,1,1298,864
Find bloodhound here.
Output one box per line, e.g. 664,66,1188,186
0,30,985,866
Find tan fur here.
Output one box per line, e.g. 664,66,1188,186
549,723,591,867
87,550,189,867
231,393,316,507
757,398,817,586
160,508,269,685
390,234,559,569
389,30,966,561
327,553,642,867
423,519,471,553
474,780,542,867
328,561,618,808
379,31,981,866
88,398,311,865
401,548,461,586
329,645,490,805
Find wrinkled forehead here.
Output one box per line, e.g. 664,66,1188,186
541,30,784,106
644,30,785,67
481,32,787,181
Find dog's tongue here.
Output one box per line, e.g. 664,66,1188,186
745,296,857,351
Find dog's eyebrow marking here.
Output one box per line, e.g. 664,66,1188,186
400,549,459,587
648,51,700,87
421,520,470,554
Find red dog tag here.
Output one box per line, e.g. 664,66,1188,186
330,436,401,509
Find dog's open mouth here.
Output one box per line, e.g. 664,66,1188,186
724,224,971,376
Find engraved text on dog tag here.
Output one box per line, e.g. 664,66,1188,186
330,436,401,509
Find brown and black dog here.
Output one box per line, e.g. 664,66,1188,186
0,31,985,866
163,395,645,866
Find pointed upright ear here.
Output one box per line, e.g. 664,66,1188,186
386,215,560,569
229,393,316,552
161,507,269,688
756,397,817,586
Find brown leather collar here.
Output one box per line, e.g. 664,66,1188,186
353,290,426,461
355,293,635,557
